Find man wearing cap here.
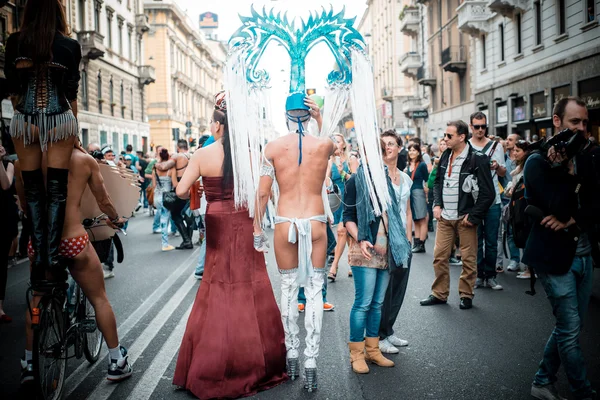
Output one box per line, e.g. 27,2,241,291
253,94,335,387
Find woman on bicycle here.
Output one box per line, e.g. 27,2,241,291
3,0,82,282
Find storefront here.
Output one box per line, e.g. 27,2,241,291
512,96,531,138
578,76,600,142
494,102,508,138
530,91,553,140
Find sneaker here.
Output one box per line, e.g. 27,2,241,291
507,260,520,272
517,272,531,279
323,302,335,311
378,338,399,354
135,204,142,212
298,304,305,313
103,270,115,279
107,346,133,382
387,335,408,347
152,230,161,234
448,257,462,266
475,277,484,288
162,245,175,252
486,277,503,290
194,273,203,280
20,358,34,385
531,383,567,400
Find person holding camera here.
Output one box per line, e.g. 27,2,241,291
524,97,598,400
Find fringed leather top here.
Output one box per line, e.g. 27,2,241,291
3,32,82,149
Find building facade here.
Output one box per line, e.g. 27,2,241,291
419,0,474,144
143,0,225,153
360,0,417,135
0,1,23,135
460,0,600,141
68,0,154,154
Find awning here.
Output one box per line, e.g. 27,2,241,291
514,119,530,125
494,123,507,128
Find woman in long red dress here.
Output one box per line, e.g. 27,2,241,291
173,97,288,399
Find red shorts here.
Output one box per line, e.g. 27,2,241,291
28,234,89,259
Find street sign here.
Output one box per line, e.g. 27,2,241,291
185,121,192,128
411,110,428,119
199,12,219,29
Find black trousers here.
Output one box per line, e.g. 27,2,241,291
0,234,15,301
379,255,412,340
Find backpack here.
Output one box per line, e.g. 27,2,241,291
508,177,531,249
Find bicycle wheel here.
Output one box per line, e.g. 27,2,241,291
32,297,67,400
79,288,103,363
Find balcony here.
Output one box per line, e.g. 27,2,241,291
77,31,105,60
402,97,425,115
416,67,436,87
138,65,156,85
488,0,528,17
441,46,467,74
381,87,394,101
457,1,493,36
399,52,422,78
399,7,420,36
136,14,150,35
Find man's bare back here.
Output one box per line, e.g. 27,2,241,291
267,133,335,218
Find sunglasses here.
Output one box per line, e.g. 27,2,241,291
444,133,454,139
472,124,487,130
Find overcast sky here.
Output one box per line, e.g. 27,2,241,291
176,0,367,133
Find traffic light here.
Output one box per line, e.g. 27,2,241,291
188,137,197,147
306,88,316,96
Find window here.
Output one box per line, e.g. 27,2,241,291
137,37,142,63
481,34,487,69
437,0,442,28
112,132,119,154
106,14,112,48
459,75,466,103
515,13,522,54
81,70,88,110
97,74,103,113
81,129,89,148
128,26,133,60
557,0,566,35
534,1,542,45
498,23,505,62
130,87,134,120
100,131,108,146
123,133,129,151
120,83,125,118
586,0,596,22
78,0,85,31
117,18,124,56
94,0,101,32
109,79,114,116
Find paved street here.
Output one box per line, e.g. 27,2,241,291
1,212,599,400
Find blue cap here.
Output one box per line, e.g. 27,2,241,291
285,93,309,112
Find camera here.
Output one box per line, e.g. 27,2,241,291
90,150,104,160
531,128,589,166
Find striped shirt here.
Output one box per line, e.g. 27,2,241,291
441,146,469,220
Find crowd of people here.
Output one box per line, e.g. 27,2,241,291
0,2,597,400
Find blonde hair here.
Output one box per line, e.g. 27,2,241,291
333,133,348,158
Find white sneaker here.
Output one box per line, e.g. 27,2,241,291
378,338,399,354
531,383,567,400
103,270,115,279
507,261,520,272
475,278,484,288
387,335,408,347
162,245,175,252
486,277,503,290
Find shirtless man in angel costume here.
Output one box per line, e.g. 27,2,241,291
253,93,335,390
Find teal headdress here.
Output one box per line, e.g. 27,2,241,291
225,5,391,217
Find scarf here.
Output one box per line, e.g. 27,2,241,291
355,163,411,269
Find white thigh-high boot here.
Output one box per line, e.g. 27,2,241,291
303,269,324,392
279,268,300,379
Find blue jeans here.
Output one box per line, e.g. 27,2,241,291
506,223,521,263
154,197,170,248
153,209,177,234
349,266,390,342
534,255,594,399
194,217,206,276
477,203,501,279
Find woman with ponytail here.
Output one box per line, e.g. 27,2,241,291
172,94,287,399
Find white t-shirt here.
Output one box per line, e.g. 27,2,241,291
392,169,413,230
469,139,505,205
441,145,469,220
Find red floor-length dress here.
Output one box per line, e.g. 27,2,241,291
173,177,288,399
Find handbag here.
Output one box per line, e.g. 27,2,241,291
146,185,155,207
154,166,178,210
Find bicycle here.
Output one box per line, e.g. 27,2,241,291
27,214,124,399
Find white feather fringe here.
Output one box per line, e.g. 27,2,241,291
319,86,349,138
349,48,391,215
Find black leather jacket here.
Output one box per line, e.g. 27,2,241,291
4,32,82,116
433,144,495,226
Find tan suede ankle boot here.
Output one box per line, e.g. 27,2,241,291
348,341,369,374
364,337,394,367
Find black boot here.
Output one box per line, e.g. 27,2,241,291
46,168,70,282
22,170,47,282
174,219,193,250
411,238,420,253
